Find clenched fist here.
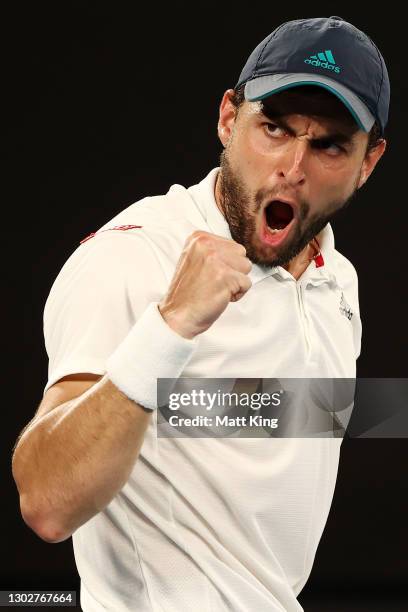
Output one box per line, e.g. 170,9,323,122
158,231,252,339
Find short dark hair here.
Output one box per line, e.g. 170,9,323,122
230,84,384,155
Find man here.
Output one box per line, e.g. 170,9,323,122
13,16,389,612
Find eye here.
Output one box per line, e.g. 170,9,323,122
263,122,287,138
313,140,344,155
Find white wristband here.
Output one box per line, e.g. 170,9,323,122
106,302,197,411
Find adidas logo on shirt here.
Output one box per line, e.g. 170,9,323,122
339,292,353,320
304,49,341,74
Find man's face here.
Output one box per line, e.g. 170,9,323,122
216,90,385,269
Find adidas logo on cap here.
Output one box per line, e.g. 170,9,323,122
304,49,341,74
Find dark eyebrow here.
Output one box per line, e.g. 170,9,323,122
260,110,355,146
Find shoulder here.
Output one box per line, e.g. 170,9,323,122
96,183,206,236
331,249,359,286
81,183,206,253
45,183,208,307
75,186,208,276
318,223,358,292
43,229,165,318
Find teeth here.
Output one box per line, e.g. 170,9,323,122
269,228,284,234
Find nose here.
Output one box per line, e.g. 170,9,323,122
276,139,308,186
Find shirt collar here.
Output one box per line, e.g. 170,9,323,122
188,167,339,286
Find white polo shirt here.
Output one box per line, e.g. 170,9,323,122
43,167,362,612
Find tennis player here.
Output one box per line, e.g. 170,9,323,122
13,16,389,611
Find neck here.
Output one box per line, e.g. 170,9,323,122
283,241,319,279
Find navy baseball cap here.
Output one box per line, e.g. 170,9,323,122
235,16,390,136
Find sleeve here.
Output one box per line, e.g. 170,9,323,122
42,231,167,395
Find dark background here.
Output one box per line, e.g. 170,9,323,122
8,2,407,611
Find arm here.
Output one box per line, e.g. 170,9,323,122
13,229,251,544
12,232,165,544
12,373,152,543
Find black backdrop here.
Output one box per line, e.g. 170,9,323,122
9,2,407,611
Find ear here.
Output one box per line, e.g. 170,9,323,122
357,138,387,189
217,89,239,147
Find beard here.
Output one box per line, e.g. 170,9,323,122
217,149,360,270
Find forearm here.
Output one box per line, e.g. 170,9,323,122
12,375,151,542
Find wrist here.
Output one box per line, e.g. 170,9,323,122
106,302,198,410
158,303,199,340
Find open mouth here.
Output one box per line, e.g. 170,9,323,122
261,200,295,247
265,200,294,232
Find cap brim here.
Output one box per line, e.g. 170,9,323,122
244,73,375,132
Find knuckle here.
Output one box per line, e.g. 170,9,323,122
187,230,206,244
213,262,229,283
228,275,241,293
237,273,251,292
206,250,220,265
189,231,216,252
243,257,252,273
235,242,246,256
204,244,222,262
214,266,227,283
